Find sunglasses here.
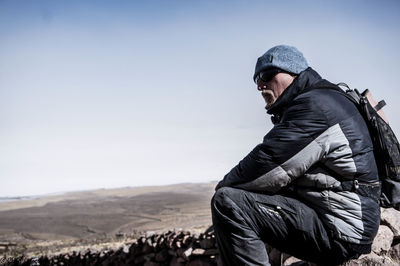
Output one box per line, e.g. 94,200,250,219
254,68,282,84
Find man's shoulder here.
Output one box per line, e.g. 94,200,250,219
285,81,360,125
299,80,343,100
295,82,354,111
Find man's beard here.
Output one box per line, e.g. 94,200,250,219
262,90,276,109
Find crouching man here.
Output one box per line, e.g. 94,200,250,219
212,45,380,265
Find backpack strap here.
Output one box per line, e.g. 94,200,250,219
374,100,386,112
302,79,368,109
337,82,350,90
301,79,359,104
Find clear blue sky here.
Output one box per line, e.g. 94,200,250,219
1,0,400,196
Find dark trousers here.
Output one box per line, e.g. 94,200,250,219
211,187,362,266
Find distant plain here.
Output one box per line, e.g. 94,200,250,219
0,182,216,256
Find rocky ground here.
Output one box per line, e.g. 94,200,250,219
0,183,215,264
1,184,399,265
1,214,400,266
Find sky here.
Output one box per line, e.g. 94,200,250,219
1,0,400,197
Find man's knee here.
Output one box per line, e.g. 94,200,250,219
211,187,248,219
212,187,236,208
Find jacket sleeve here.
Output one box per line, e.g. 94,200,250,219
218,95,331,193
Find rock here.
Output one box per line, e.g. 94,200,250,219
153,234,161,243
204,249,219,256
157,236,165,246
146,231,156,238
168,237,175,248
200,238,215,249
183,235,191,245
345,252,398,266
10,227,400,266
345,252,384,266
183,247,193,260
383,257,400,266
381,208,400,238
192,248,206,256
372,225,394,254
122,245,129,254
389,243,400,263
182,230,191,236
283,256,303,265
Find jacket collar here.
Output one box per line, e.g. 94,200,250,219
267,67,322,118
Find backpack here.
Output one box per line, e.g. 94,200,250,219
336,83,400,210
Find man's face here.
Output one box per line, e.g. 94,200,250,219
256,72,296,108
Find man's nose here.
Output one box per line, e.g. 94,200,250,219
258,84,266,91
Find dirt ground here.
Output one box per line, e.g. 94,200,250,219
0,182,216,257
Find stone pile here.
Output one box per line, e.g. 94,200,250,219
344,207,400,266
0,228,219,266
1,208,399,266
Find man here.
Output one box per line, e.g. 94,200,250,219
211,45,381,265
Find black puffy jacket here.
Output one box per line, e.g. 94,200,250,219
219,68,380,244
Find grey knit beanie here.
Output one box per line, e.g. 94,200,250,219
253,45,309,81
